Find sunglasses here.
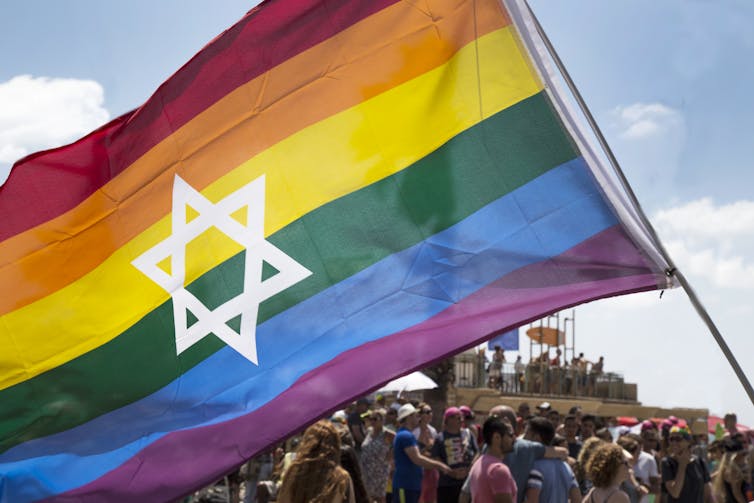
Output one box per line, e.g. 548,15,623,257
422,410,432,415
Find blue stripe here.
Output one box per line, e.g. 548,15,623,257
0,157,618,501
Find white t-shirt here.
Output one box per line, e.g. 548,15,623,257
633,450,659,503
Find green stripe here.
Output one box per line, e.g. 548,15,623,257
0,92,578,453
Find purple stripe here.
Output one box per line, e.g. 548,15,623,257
53,226,663,501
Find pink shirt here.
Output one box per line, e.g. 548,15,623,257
468,453,517,503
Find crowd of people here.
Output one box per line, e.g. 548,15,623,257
197,399,752,503
487,346,607,397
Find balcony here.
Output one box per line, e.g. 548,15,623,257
452,350,637,402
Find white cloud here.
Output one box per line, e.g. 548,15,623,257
652,198,754,289
612,102,684,140
0,75,110,182
607,103,686,207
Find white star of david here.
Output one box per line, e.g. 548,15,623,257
132,174,312,365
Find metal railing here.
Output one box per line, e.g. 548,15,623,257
454,355,633,401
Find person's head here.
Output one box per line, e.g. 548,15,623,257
367,408,386,431
355,397,371,413
516,355,522,361
494,345,502,353
386,406,398,426
617,436,641,463
490,405,518,427
564,414,579,440
537,402,551,416
482,416,515,455
397,403,419,429
443,406,463,433
640,422,658,450
724,412,738,431
460,405,475,426
547,409,561,429
581,414,597,439
568,406,583,422
586,443,630,488
551,435,568,448
278,420,349,503
417,402,433,425
595,428,613,443
575,437,605,482
517,402,530,419
526,416,556,446
667,425,692,455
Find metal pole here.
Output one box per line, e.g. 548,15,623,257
523,1,754,406
674,270,754,404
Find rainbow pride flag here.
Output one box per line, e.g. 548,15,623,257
0,0,673,500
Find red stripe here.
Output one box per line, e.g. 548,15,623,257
0,0,401,242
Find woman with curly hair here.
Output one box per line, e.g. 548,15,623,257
574,437,604,495
277,420,356,503
583,443,630,503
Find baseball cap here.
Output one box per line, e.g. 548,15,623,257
444,406,462,420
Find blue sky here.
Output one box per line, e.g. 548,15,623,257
1,0,752,426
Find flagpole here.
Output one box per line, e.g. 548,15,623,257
522,0,754,406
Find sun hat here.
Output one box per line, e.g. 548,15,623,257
397,403,417,422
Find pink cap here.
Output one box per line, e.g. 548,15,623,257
444,407,462,419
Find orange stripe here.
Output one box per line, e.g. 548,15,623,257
0,0,510,316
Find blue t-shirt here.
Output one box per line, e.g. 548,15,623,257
393,427,423,491
526,458,578,503
503,439,546,503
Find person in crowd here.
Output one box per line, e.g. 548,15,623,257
563,415,582,460
461,405,483,446
515,355,526,393
546,410,560,432
523,417,580,502
339,427,370,503
489,346,505,390
518,403,532,422
574,437,604,495
412,403,439,503
624,433,659,503
724,413,740,438
431,407,479,503
386,405,400,432
251,443,291,503
361,408,394,503
468,417,518,503
587,356,604,397
615,436,650,503
349,397,371,449
574,353,589,396
393,403,454,503
277,420,355,503
536,402,551,417
595,428,613,443
480,405,568,503
580,415,597,442
711,438,751,503
582,443,631,503
661,425,712,503
708,439,724,475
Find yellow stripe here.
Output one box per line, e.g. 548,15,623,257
0,26,542,390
